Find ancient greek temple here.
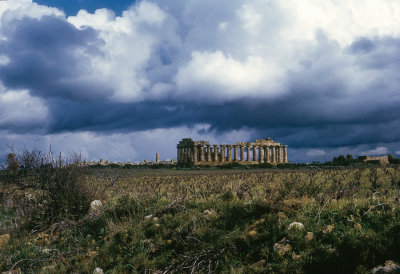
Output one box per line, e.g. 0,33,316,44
177,138,288,165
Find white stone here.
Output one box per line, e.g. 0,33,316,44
90,200,103,210
93,267,104,274
288,222,305,230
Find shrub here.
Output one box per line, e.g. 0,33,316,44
1,149,94,231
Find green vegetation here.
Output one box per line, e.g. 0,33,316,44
1,150,400,272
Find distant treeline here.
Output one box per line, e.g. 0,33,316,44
86,154,400,170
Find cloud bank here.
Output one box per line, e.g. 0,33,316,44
1,0,400,162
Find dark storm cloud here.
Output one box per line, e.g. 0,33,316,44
0,15,105,101
350,37,375,53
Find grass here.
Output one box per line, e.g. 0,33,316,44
1,166,400,273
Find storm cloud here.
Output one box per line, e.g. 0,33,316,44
1,0,400,163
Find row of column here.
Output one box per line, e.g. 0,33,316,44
177,145,288,164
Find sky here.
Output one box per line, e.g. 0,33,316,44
1,0,400,163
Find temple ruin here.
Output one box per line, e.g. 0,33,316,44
177,138,288,165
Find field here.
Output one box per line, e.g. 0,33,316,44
1,164,400,273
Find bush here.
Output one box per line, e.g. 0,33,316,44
1,149,94,231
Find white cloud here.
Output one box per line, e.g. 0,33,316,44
0,88,48,127
175,50,285,102
0,0,63,24
306,149,326,157
67,1,176,103
278,0,400,45
0,55,9,65
360,146,389,156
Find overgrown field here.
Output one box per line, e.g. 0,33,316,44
1,164,400,273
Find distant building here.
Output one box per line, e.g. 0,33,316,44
177,138,288,165
358,155,389,165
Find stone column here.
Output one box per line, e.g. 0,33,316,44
276,145,280,162
177,147,180,163
200,146,205,162
240,146,245,162
193,146,198,163
206,145,211,162
265,146,270,163
279,145,284,163
259,146,264,163
278,146,282,162
233,145,238,161
272,146,276,163
221,145,226,162
246,146,251,162
212,145,218,162
284,145,288,163
253,146,257,162
187,147,191,162
227,145,232,162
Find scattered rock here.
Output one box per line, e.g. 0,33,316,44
288,222,305,230
35,232,50,245
292,254,301,260
305,231,314,241
248,230,257,237
41,248,51,254
274,238,292,256
93,267,104,274
371,260,400,273
323,225,334,234
90,200,103,211
203,209,217,218
0,234,10,248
